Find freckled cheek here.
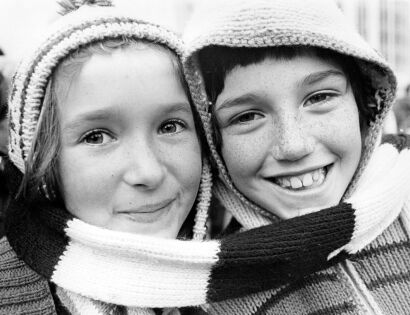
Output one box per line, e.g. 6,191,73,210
221,132,268,180
165,140,202,191
310,104,362,158
58,152,114,211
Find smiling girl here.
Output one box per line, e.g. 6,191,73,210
184,0,410,313
210,47,364,219
2,0,410,314
0,1,352,313
1,0,211,312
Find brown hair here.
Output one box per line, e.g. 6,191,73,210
198,46,376,151
20,37,205,203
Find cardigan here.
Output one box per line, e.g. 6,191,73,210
202,136,410,315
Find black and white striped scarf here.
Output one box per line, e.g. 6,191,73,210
5,135,410,313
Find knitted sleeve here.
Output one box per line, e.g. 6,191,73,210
45,202,353,307
0,237,56,314
5,137,410,307
207,203,353,301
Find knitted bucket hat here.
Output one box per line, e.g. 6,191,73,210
183,0,397,224
8,0,211,239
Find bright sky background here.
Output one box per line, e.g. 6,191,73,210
0,0,408,91
0,0,194,61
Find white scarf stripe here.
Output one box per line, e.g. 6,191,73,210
329,144,410,258
65,219,220,262
50,142,409,308
51,220,219,307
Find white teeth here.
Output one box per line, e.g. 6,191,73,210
302,173,313,187
290,177,303,189
282,178,291,188
274,167,327,190
317,169,325,185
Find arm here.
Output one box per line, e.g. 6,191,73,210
6,137,410,307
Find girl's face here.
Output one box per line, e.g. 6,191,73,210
57,47,202,238
215,55,362,219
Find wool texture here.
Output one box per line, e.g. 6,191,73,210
182,0,410,314
183,0,396,223
3,0,409,314
4,2,213,313
3,138,410,314
203,138,410,315
7,1,215,243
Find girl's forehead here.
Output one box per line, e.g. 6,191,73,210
224,54,347,89
57,48,190,126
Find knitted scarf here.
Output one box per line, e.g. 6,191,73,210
5,137,410,313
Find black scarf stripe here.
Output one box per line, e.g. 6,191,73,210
5,161,71,279
6,200,70,279
6,176,356,303
207,203,355,302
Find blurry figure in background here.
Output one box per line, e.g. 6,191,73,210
0,48,10,161
393,83,410,133
0,49,15,238
383,111,398,134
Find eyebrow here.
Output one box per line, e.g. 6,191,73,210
160,102,192,115
216,70,346,112
62,109,116,133
216,93,267,112
300,69,346,87
62,102,192,133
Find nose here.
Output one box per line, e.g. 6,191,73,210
122,141,166,189
270,113,315,161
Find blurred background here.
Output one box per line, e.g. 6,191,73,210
0,0,409,90
0,0,409,132
0,0,409,235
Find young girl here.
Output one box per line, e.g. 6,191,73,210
0,1,356,313
2,1,407,314
0,1,215,313
183,0,410,313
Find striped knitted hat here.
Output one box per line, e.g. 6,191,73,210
183,0,397,223
7,0,211,239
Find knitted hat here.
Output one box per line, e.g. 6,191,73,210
8,0,212,239
183,0,397,224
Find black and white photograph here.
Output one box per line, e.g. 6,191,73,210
0,0,410,314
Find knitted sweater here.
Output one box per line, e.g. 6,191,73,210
4,1,405,313
204,211,410,314
0,237,56,314
199,135,410,315
1,197,358,313
182,0,408,313
2,135,409,314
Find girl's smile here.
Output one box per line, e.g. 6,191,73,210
57,46,202,238
267,164,330,190
215,54,362,219
115,197,176,224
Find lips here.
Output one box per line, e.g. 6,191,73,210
119,198,175,215
269,165,330,191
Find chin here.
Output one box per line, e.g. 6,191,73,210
265,198,338,219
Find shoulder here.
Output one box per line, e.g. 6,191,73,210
0,237,57,314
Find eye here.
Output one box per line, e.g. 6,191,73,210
304,92,337,107
81,129,115,145
159,119,186,134
231,112,264,124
